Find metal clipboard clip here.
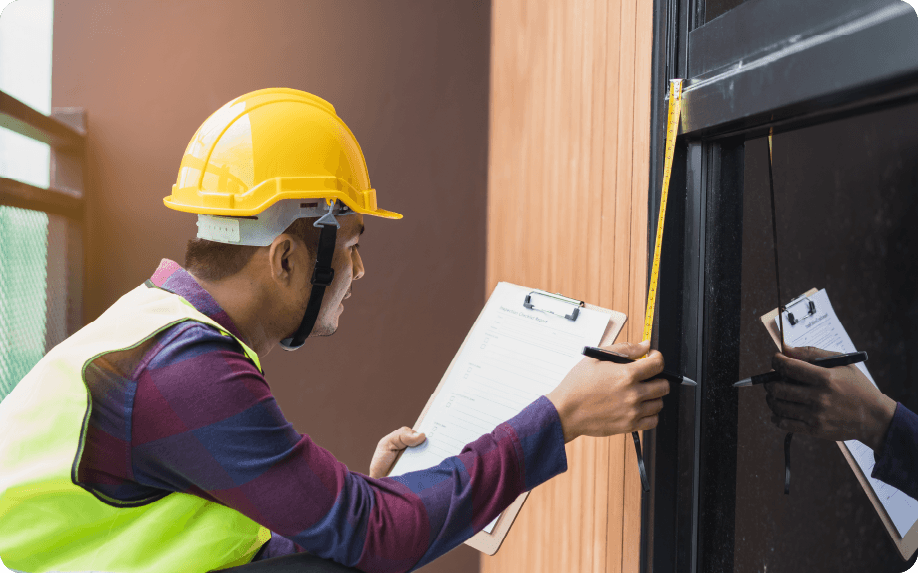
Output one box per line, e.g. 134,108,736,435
523,290,585,321
784,293,817,326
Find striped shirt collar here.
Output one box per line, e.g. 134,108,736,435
149,259,248,345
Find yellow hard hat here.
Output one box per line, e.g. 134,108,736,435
164,88,401,244
165,89,399,350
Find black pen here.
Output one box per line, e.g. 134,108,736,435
733,351,868,387
582,346,697,386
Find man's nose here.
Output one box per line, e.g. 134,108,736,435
353,249,365,280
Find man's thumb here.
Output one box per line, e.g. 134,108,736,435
403,429,426,445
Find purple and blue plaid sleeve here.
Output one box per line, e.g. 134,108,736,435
78,260,569,571
129,325,567,572
871,402,918,501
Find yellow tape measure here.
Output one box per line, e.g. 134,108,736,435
630,79,684,494
642,79,684,344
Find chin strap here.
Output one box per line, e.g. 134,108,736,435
280,202,340,351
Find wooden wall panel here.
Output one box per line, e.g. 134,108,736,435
483,0,654,571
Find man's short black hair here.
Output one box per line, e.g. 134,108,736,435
184,217,319,282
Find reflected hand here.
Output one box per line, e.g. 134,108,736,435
546,340,669,443
765,345,897,451
368,426,427,478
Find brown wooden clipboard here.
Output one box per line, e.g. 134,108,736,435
761,287,918,561
385,282,627,555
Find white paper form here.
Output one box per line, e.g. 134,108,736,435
775,288,918,536
388,282,611,533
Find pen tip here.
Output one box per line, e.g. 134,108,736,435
733,378,752,387
682,377,697,386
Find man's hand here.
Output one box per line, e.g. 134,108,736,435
546,340,669,443
368,427,427,478
765,345,897,451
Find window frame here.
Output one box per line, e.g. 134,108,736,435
0,90,86,347
641,1,918,571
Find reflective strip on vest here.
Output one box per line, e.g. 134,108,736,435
0,284,272,572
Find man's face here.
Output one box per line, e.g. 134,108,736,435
306,213,365,337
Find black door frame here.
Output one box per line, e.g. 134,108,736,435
641,1,918,571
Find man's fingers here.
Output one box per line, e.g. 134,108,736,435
635,414,660,431
764,381,814,405
369,427,426,479
379,427,426,451
771,415,811,434
629,350,665,380
606,339,650,360
783,345,839,362
638,378,670,401
400,428,426,447
772,353,825,387
638,397,665,418
765,394,812,423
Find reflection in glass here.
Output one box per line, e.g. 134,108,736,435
705,0,751,23
734,103,918,571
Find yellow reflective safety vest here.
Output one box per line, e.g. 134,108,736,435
0,283,272,572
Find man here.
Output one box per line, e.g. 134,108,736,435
0,88,670,572
766,345,918,500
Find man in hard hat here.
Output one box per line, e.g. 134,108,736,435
0,89,669,572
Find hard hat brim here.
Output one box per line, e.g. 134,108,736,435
164,176,402,220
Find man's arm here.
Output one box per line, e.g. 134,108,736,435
871,402,918,500
130,324,568,573
371,395,567,571
765,345,918,499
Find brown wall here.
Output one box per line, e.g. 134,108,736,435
52,2,489,571
484,0,653,571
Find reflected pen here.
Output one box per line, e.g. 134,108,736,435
733,351,868,387
581,346,697,386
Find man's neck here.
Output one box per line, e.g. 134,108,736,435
188,272,276,357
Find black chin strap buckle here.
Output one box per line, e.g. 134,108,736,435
311,266,335,287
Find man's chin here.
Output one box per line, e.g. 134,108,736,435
309,320,339,338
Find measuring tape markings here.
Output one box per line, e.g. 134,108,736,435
642,79,684,343
631,79,684,494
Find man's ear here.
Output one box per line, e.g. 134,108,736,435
268,234,297,281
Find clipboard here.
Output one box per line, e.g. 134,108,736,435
385,282,627,555
760,287,918,560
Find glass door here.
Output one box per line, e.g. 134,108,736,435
644,0,918,570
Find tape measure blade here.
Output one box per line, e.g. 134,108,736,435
642,79,683,343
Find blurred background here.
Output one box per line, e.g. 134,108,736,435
0,1,490,571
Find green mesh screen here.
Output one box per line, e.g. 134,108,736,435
0,205,49,401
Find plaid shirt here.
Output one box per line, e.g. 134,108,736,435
77,259,568,571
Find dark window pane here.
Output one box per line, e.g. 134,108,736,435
706,0,751,22
735,102,918,571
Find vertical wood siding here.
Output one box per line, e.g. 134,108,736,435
483,0,654,571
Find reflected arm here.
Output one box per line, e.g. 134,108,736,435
871,402,918,501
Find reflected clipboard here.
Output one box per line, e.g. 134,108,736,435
385,282,626,555
761,287,918,560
